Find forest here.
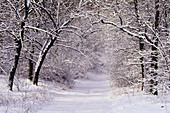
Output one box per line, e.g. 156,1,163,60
0,0,170,113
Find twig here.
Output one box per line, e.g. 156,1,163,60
31,1,57,28
0,66,7,75
24,26,57,38
101,19,169,69
6,0,21,19
56,44,93,67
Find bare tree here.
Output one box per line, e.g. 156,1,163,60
100,0,170,95
7,0,30,90
28,1,77,85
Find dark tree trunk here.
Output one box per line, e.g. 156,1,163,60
163,1,170,80
134,0,145,91
150,38,158,95
28,45,34,81
8,20,24,91
150,0,160,95
8,0,29,90
33,37,56,85
140,38,145,91
8,39,22,91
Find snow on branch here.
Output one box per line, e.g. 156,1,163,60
6,0,21,19
101,19,146,39
56,44,93,67
31,1,57,28
26,0,30,7
0,66,7,75
101,19,170,70
101,20,159,50
24,26,57,37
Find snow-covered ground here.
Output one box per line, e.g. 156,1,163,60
37,72,113,113
0,73,170,113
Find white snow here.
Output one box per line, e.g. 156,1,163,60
0,73,170,113
37,72,113,113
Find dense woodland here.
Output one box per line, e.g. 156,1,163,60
0,0,170,95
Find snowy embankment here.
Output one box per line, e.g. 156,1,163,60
0,73,170,113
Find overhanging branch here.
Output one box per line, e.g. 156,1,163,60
101,19,169,70
31,1,57,28
56,44,93,67
25,25,57,38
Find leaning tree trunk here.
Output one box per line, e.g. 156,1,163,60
8,39,22,90
134,0,145,91
150,0,160,95
33,37,56,85
8,0,29,90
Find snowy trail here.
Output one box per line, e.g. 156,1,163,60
36,72,170,113
0,73,170,113
37,72,113,113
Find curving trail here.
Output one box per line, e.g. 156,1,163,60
37,72,113,113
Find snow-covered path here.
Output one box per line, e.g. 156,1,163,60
37,72,113,113
36,72,170,113
0,73,170,113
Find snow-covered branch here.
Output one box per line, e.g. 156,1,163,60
24,26,57,38
101,19,146,40
56,44,93,67
101,20,167,57
6,0,21,19
0,66,7,75
31,1,57,28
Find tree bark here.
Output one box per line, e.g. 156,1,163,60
28,44,34,81
8,39,22,91
150,0,159,95
163,1,170,80
8,0,29,90
33,37,56,85
134,0,145,91
140,38,145,91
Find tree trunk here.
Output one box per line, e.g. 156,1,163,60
140,38,145,91
8,39,22,91
163,1,170,80
33,37,56,85
8,0,29,90
150,0,160,95
28,45,34,81
134,0,145,91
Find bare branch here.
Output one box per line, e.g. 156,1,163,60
101,19,146,39
0,66,7,75
24,25,57,37
31,1,57,28
6,0,21,19
101,19,169,70
56,44,94,67
60,18,74,29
